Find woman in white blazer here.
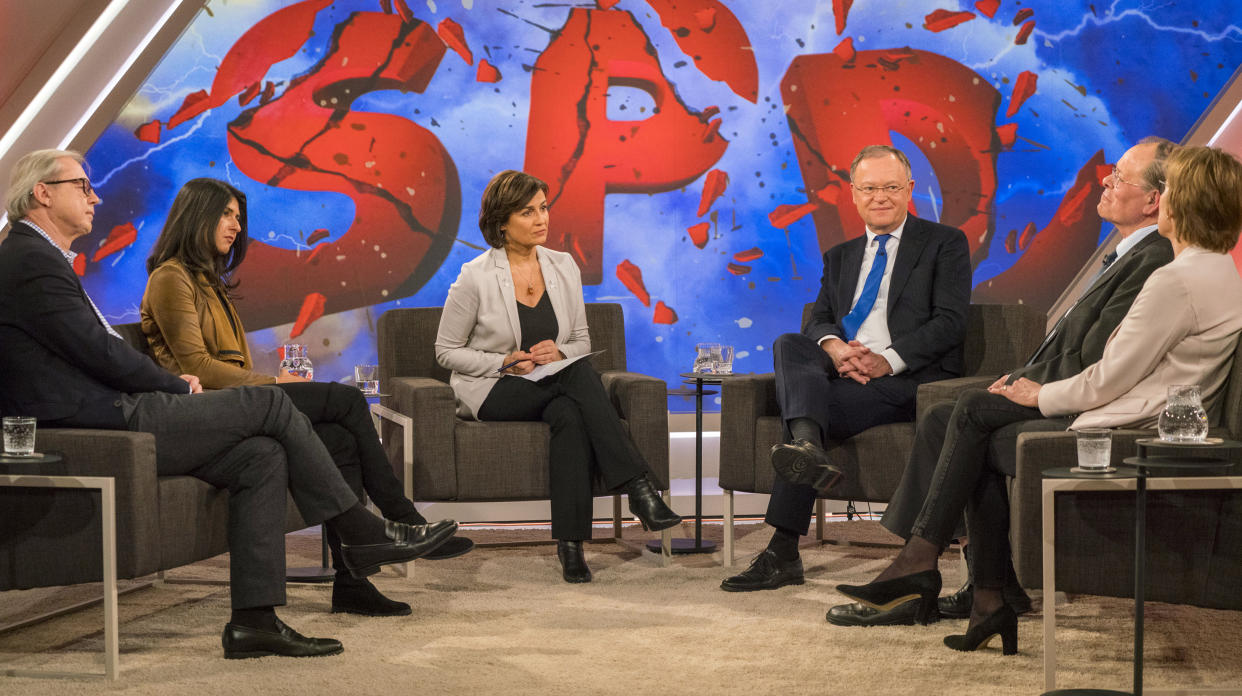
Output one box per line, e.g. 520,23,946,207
835,145,1242,654
435,170,681,582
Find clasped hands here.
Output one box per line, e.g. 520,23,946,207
823,338,891,384
987,374,1041,407
502,339,563,376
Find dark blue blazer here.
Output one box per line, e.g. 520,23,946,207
803,214,972,383
0,223,188,428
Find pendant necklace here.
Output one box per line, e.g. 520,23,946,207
513,260,537,297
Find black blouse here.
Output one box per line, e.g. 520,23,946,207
516,291,558,352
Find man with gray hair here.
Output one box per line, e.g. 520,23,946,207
721,144,972,592
0,149,459,658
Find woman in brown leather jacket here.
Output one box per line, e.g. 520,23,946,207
141,178,472,615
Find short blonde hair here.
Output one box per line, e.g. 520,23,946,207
5,149,83,220
1162,146,1242,253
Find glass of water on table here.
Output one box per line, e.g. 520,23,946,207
1074,428,1112,473
3,416,37,456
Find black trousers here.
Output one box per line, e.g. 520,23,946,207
886,389,1070,587
123,386,357,609
765,332,919,536
477,360,646,540
276,381,418,575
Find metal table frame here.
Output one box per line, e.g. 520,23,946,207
0,472,119,681
1042,439,1242,695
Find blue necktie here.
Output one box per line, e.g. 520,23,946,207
841,234,891,340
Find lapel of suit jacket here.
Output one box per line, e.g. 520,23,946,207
885,215,926,314
538,248,572,344
837,236,867,312
14,223,97,312
1078,231,1161,307
489,247,523,349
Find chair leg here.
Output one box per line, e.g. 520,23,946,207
660,489,672,567
723,489,735,567
612,494,623,539
815,498,825,541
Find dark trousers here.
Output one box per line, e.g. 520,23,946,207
765,333,919,536
278,381,418,576
477,360,645,540
889,389,1069,587
123,386,357,609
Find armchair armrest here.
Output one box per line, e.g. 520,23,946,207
719,373,778,492
382,376,459,500
600,371,670,486
915,376,997,422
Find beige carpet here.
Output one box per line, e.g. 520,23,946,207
2,522,1240,695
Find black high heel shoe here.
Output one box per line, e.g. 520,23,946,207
626,475,682,532
943,605,1018,655
556,540,592,583
836,569,941,625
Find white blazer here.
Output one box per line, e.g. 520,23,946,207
435,246,591,419
1039,246,1242,429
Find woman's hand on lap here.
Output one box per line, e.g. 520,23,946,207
528,339,562,365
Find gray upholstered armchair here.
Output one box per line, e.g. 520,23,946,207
717,303,1046,565
376,302,673,553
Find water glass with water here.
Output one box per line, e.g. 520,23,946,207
354,364,379,395
1075,428,1111,471
1158,384,1208,442
2,416,36,456
715,345,735,374
280,344,314,380
693,343,722,373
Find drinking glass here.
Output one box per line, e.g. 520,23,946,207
1158,384,1208,442
693,343,722,374
1074,428,1112,472
354,364,380,395
2,416,36,456
715,345,735,374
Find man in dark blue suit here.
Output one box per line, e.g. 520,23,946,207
721,145,972,592
0,149,458,659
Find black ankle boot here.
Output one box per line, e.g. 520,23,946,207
331,576,411,616
556,540,592,583
626,475,682,532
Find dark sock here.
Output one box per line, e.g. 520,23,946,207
392,508,427,526
766,526,800,561
328,503,389,545
789,418,823,448
230,606,279,632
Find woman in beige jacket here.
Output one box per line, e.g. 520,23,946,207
834,146,1242,655
435,170,680,582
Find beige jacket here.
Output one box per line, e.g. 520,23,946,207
435,246,591,419
1039,246,1242,429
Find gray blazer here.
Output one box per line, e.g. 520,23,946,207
435,246,591,419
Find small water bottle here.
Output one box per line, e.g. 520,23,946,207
1158,384,1208,442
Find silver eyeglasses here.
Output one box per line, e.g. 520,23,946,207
851,183,908,197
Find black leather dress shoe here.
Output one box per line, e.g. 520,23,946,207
826,599,923,627
222,620,343,659
770,439,843,493
557,540,592,583
340,519,458,578
391,512,475,560
331,577,411,617
626,475,682,532
720,549,805,592
939,581,1034,619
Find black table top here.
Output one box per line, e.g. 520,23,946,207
1043,466,1138,480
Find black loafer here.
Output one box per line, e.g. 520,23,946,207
340,519,458,578
826,599,924,627
939,581,1034,619
420,535,475,560
771,439,843,493
720,549,805,592
222,620,343,659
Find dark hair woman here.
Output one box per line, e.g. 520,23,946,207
434,169,682,583
141,178,472,615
